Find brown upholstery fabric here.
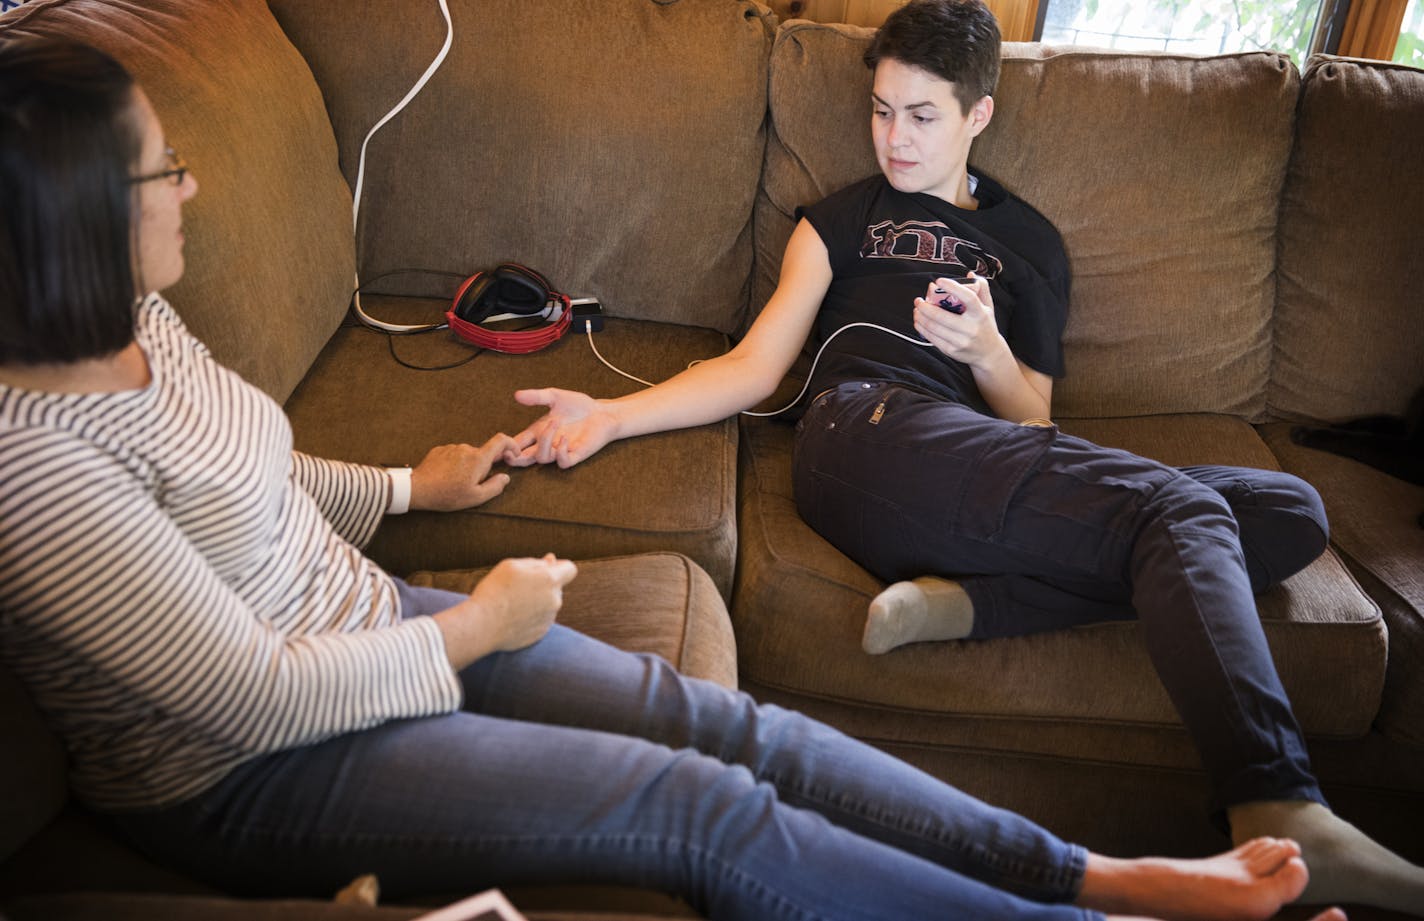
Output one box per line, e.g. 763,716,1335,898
284,300,738,597
1,892,683,921
739,680,1234,855
407,553,737,690
1262,422,1424,746
267,0,774,335
0,0,356,402
734,414,1385,737
758,25,1298,419
1,894,425,921
0,667,66,863
0,808,213,902
1271,56,1424,423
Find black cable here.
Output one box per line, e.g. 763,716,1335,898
341,267,477,371
385,331,484,371
340,267,466,330
342,266,559,372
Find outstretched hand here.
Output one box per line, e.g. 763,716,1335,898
505,388,619,469
409,434,516,512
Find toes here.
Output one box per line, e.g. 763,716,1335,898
1236,836,1301,875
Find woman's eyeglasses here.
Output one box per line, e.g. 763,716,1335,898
129,148,189,187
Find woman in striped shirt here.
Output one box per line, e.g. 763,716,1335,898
0,37,1341,921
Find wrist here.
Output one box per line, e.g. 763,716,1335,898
432,597,496,670
966,334,1012,377
602,398,632,441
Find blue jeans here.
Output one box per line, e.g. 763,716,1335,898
792,382,1330,822
113,581,1098,921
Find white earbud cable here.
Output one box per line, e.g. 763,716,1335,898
350,0,454,333
740,322,932,417
345,0,930,410
591,319,932,417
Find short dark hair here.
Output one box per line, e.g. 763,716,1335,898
0,38,141,366
864,0,1002,116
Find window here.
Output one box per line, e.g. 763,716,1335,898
1032,0,1424,66
1397,0,1424,64
1037,0,1328,64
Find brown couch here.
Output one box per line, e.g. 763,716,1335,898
2,0,1421,918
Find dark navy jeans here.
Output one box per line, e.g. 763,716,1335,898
114,581,1098,921
793,381,1329,820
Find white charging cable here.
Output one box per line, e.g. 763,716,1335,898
586,319,933,417
741,322,933,417
344,0,930,409
583,325,657,387
350,0,454,333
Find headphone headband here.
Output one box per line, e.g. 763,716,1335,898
446,262,572,354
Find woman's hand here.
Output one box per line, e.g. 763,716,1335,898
409,435,515,512
912,274,1011,369
434,554,578,668
505,388,620,469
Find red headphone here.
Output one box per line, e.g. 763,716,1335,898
446,263,572,354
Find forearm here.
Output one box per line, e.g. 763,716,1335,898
604,350,781,440
972,343,1052,423
290,452,390,545
517,220,828,466
5,525,460,756
432,597,503,671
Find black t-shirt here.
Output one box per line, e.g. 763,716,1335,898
797,172,1070,416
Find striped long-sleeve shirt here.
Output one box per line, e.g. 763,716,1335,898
0,294,462,811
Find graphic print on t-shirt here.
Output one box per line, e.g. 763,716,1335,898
860,219,1004,279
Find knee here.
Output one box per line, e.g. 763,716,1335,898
1267,474,1329,545
1149,473,1239,536
1237,474,1330,589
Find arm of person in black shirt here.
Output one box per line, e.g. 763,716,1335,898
505,219,833,469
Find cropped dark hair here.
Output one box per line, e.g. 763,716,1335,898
0,38,141,366
864,0,1001,116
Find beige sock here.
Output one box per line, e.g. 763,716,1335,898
333,873,380,907
1228,799,1424,913
863,576,974,654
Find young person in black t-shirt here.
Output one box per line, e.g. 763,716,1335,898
508,0,1424,911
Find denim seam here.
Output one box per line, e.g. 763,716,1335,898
761,771,1083,900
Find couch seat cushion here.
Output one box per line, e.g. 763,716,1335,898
733,413,1384,739
1261,423,1424,746
407,552,736,691
286,299,738,597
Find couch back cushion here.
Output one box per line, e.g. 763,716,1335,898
268,0,774,336
1270,55,1424,423
759,24,1299,419
0,0,356,402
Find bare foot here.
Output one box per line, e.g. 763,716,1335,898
863,576,973,654
1079,837,1309,921
1106,911,1345,921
